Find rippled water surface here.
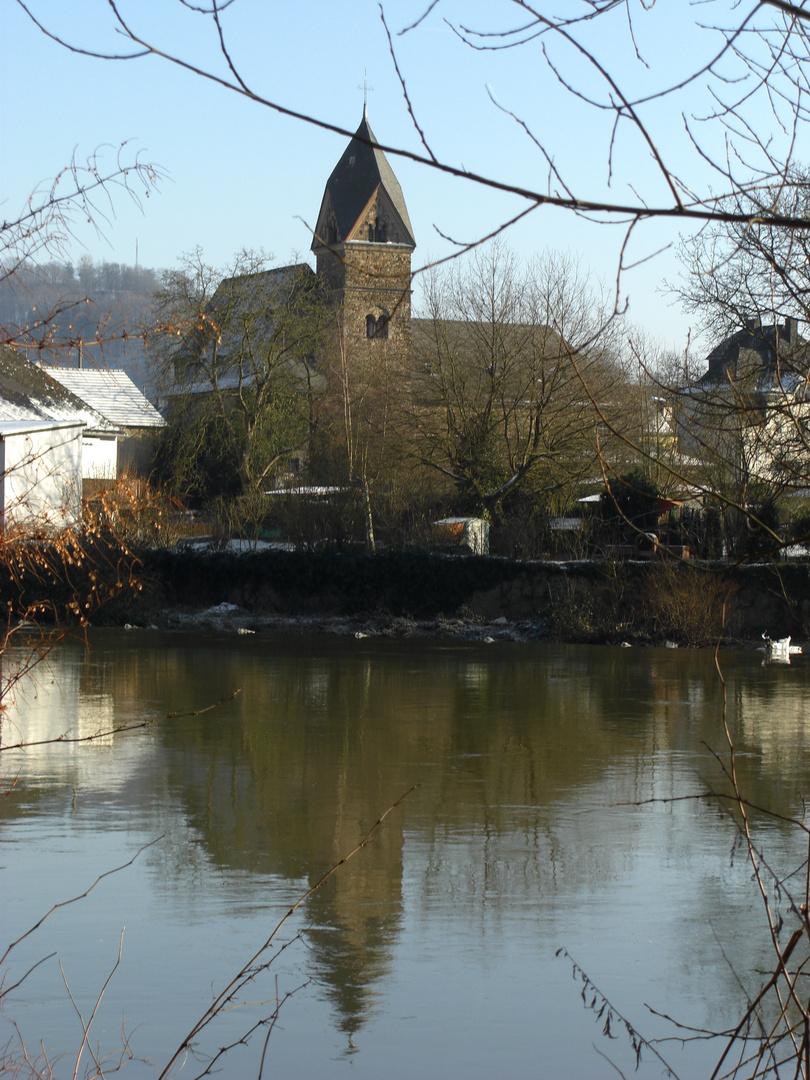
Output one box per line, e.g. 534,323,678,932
2,631,809,1078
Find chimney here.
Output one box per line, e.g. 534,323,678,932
783,317,798,344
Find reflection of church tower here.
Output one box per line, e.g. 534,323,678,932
312,108,416,357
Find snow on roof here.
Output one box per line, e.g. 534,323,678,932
0,393,109,429
47,368,165,428
0,419,85,437
0,346,114,431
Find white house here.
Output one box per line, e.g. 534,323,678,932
677,319,810,490
0,420,84,532
0,345,118,484
47,368,165,476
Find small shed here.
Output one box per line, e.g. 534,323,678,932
47,368,165,477
433,517,490,555
0,420,84,532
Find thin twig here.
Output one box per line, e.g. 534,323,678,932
0,838,161,985
158,785,417,1078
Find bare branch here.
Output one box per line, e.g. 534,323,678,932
0,838,161,989
157,785,417,1079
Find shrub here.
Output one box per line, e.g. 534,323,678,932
644,561,737,645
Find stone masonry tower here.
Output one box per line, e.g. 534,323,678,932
312,108,416,358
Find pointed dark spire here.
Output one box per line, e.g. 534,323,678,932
312,111,415,250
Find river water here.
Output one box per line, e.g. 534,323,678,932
1,630,809,1078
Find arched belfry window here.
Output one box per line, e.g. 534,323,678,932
368,217,388,243
366,312,390,340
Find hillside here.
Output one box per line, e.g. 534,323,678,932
0,258,163,401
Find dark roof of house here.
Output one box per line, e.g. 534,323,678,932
410,317,571,359
210,264,317,315
171,263,323,396
699,319,810,392
0,344,114,429
312,110,415,249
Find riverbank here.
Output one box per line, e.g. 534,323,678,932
135,602,555,644
92,546,810,648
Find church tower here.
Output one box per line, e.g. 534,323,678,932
312,109,415,356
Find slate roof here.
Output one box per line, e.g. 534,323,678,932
207,264,317,350
410,317,572,363
212,264,316,310
171,264,322,396
312,110,415,249
0,345,114,430
47,368,166,428
697,319,810,397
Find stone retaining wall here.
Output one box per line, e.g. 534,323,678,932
129,550,810,642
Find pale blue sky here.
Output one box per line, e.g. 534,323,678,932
0,1,789,357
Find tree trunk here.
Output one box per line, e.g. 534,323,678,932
361,477,376,553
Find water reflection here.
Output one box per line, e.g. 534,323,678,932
2,632,809,1075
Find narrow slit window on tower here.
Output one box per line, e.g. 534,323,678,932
368,219,388,243
366,314,377,339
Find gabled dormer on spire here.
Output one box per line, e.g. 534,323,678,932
313,111,415,356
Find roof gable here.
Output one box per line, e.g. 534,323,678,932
343,183,412,246
698,319,810,392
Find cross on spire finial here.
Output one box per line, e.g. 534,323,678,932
358,70,374,118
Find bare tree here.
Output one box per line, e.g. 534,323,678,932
152,249,330,498
2,144,164,363
639,175,810,544
319,311,408,550
674,173,810,346
409,244,625,517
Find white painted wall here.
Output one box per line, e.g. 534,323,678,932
0,421,84,532
82,434,118,480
